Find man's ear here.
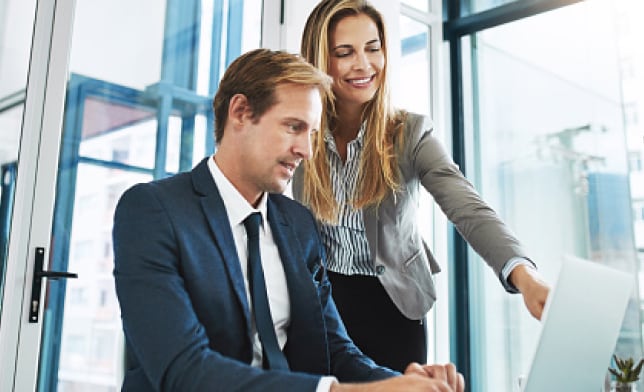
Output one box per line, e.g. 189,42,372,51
228,94,250,128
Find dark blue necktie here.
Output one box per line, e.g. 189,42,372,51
243,212,289,370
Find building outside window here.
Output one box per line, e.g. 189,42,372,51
451,0,644,390
34,0,263,390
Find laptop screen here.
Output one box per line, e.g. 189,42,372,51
522,256,633,392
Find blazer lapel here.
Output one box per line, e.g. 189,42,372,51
364,205,379,262
267,198,329,375
191,159,251,330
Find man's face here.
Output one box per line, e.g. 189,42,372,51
238,83,322,203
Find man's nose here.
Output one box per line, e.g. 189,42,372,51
294,132,313,160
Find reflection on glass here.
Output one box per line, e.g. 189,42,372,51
77,95,158,169
397,12,437,362
401,0,429,12
399,14,431,116
56,165,150,390
465,0,519,15
0,0,38,316
0,105,24,310
463,2,643,391
38,0,263,390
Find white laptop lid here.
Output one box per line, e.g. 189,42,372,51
522,255,633,392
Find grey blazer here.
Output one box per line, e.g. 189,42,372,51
294,112,529,320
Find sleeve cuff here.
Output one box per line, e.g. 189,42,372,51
316,376,339,392
500,257,536,293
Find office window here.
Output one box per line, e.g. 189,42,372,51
633,204,644,221
68,288,88,306
620,58,635,80
396,1,446,363
401,0,430,12
399,15,431,116
465,0,520,15
0,0,37,313
461,1,643,390
625,103,640,127
37,0,263,390
629,152,643,172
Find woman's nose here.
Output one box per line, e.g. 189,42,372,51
353,51,372,71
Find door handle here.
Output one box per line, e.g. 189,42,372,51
29,247,78,323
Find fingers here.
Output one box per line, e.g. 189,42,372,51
445,363,459,389
404,362,427,377
423,363,464,392
424,364,446,380
456,372,465,392
524,279,550,320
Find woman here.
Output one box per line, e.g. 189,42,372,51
293,0,550,372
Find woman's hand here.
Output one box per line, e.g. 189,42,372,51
510,265,551,320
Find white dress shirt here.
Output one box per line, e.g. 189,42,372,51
208,157,336,392
208,157,290,365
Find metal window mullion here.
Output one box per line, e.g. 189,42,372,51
1,0,77,390
445,0,584,38
443,0,473,390
209,0,225,95
225,0,243,68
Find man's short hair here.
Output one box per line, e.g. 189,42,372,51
213,48,332,143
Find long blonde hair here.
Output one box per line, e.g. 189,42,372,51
300,0,405,223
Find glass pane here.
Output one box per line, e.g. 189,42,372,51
68,1,164,91
76,95,158,169
398,13,437,362
463,1,643,391
464,0,519,14
0,0,37,316
56,165,150,391
38,0,263,390
399,14,431,116
241,0,263,51
401,0,429,12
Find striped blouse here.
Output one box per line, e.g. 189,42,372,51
319,125,377,276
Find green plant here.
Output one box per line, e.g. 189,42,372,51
609,355,644,383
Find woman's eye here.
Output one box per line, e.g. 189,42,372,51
334,49,352,57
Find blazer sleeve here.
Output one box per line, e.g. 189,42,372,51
406,113,534,291
113,183,322,392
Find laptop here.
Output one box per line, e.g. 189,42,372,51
520,255,634,392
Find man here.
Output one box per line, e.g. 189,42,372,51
113,48,464,391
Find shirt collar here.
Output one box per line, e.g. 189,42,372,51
207,155,268,229
324,122,366,148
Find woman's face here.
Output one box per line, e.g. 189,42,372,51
327,13,385,111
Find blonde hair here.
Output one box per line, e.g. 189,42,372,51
300,0,406,223
213,48,332,143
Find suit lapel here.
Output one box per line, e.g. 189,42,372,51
267,197,329,374
191,159,251,331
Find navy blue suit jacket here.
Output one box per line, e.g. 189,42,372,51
113,158,396,391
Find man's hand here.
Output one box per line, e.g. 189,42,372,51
330,374,455,391
509,265,551,320
405,362,465,392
